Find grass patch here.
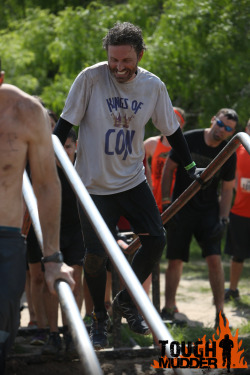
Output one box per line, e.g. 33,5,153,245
111,322,250,361
238,322,250,335
108,324,154,348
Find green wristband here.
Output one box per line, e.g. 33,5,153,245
185,161,196,171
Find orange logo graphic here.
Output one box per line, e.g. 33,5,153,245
152,312,248,371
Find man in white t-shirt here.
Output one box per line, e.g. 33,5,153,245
54,22,200,350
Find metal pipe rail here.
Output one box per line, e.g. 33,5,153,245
52,134,192,375
22,171,43,250
22,170,103,375
125,132,250,255
55,280,103,375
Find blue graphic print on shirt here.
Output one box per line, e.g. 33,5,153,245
106,97,143,115
105,129,135,160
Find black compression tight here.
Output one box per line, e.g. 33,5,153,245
120,232,166,302
84,253,107,313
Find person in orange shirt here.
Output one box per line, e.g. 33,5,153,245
224,118,250,301
144,107,186,213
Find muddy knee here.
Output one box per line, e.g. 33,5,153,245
84,253,107,277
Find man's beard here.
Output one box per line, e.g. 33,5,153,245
109,65,137,83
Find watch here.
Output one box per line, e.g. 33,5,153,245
41,251,64,264
220,217,230,225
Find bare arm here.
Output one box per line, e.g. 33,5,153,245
143,137,158,188
27,103,75,293
144,157,153,189
219,179,235,219
161,157,178,204
144,137,158,160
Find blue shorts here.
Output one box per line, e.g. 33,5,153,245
166,205,221,262
78,180,164,256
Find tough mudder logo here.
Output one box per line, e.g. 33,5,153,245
152,313,248,372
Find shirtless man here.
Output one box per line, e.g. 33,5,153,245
0,69,75,373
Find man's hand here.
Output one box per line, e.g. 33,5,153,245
44,262,75,295
207,218,229,242
186,165,205,182
186,165,215,190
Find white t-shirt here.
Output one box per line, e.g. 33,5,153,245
61,62,179,194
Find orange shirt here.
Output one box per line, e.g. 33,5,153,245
151,138,173,212
231,144,250,218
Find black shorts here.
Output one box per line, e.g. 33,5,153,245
26,225,42,264
78,180,164,256
27,225,85,266
60,228,85,266
0,227,26,358
166,205,221,262
224,212,250,260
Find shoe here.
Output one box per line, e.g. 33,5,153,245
224,288,240,302
161,306,179,321
105,301,113,317
83,314,92,328
112,291,150,335
30,329,47,345
42,332,62,355
90,311,110,350
214,311,227,330
63,331,76,355
27,321,38,330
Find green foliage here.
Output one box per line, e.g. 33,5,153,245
0,8,56,93
144,0,250,128
0,0,249,127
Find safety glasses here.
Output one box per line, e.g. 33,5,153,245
216,118,234,132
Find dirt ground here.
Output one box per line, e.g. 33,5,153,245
6,271,250,375
19,272,249,329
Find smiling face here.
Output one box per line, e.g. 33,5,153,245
108,45,143,83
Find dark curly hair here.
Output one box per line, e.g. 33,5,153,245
216,108,239,125
102,22,146,56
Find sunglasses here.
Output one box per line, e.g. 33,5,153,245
216,118,234,132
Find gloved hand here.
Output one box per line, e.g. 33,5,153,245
186,165,214,190
207,217,229,242
186,165,205,182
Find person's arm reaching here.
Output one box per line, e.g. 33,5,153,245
219,180,235,220
207,179,235,242
27,103,75,294
166,127,200,181
53,117,73,145
161,157,178,208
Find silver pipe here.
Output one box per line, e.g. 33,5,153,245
55,280,103,375
22,169,103,375
235,131,250,153
52,134,191,375
22,170,43,249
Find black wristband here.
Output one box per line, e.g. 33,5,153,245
41,251,63,264
53,117,73,145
